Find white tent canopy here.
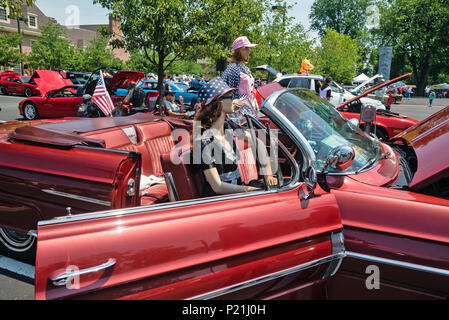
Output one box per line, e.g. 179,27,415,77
352,73,371,84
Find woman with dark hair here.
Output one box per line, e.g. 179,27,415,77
193,78,277,197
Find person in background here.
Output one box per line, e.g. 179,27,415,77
77,94,105,118
386,89,394,111
124,81,147,110
319,76,333,102
222,36,258,117
429,89,436,107
112,97,128,117
164,91,188,118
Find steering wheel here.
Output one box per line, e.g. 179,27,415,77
245,115,285,189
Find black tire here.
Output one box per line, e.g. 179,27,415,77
25,87,33,97
0,86,7,95
23,102,39,120
0,227,36,263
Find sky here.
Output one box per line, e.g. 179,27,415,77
35,0,315,30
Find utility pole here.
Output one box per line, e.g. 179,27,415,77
14,16,28,75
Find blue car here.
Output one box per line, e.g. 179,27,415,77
167,81,199,107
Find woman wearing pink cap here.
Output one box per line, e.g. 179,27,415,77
222,36,259,125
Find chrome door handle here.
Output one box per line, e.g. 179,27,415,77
51,258,116,287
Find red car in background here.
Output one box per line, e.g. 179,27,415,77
0,73,41,97
18,70,145,120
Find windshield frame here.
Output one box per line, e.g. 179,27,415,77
261,88,382,176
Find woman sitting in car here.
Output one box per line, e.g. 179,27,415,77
193,78,277,198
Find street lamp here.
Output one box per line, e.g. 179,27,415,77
9,15,28,75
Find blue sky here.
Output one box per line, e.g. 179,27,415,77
35,0,314,29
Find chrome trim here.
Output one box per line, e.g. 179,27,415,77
51,258,116,287
42,189,111,207
164,172,180,202
187,252,345,300
38,189,281,226
323,231,345,279
27,230,37,238
260,90,317,173
411,117,449,143
346,251,449,277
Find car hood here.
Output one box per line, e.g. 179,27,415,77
393,106,449,190
30,70,73,96
107,71,145,92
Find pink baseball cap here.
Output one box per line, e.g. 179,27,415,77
232,36,258,51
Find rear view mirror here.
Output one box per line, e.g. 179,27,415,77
325,145,356,172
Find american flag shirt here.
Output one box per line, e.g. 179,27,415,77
222,63,253,100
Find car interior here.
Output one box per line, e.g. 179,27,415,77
80,118,299,208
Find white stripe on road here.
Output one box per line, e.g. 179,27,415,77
0,255,35,280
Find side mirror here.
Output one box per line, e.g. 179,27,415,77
303,166,318,200
325,145,356,172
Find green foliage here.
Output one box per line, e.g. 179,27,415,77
26,21,77,70
314,28,362,83
0,30,24,67
0,0,34,18
81,35,124,71
310,0,374,39
375,0,449,95
93,0,266,94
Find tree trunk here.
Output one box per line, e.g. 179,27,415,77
414,64,430,97
156,51,166,113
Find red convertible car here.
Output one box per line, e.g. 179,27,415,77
0,88,448,300
18,70,145,120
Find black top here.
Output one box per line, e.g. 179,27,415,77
193,120,242,197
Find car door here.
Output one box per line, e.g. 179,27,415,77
41,88,81,118
326,179,449,299
34,103,345,300
4,77,21,94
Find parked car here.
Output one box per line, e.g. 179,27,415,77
256,74,418,141
18,71,144,120
0,86,448,299
256,65,386,110
0,74,41,97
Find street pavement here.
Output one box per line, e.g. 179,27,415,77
1,95,448,123
0,94,448,300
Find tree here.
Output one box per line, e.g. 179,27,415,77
0,0,34,18
94,0,266,102
376,0,449,96
314,28,362,83
27,21,78,70
309,0,374,40
81,35,124,71
250,1,315,75
0,31,23,68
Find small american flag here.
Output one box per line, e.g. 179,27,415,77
92,71,115,117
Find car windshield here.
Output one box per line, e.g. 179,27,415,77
21,77,30,83
272,90,382,174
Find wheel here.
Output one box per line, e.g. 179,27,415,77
23,102,39,120
0,86,7,95
25,88,33,97
0,227,36,263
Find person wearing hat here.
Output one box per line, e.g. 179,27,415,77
77,94,105,118
164,91,189,118
221,36,259,124
193,78,277,198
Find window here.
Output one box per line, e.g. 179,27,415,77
0,7,9,22
28,14,37,28
290,78,311,89
278,79,291,88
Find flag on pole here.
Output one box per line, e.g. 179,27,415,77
92,71,115,117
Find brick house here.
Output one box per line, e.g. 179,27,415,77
0,3,129,73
